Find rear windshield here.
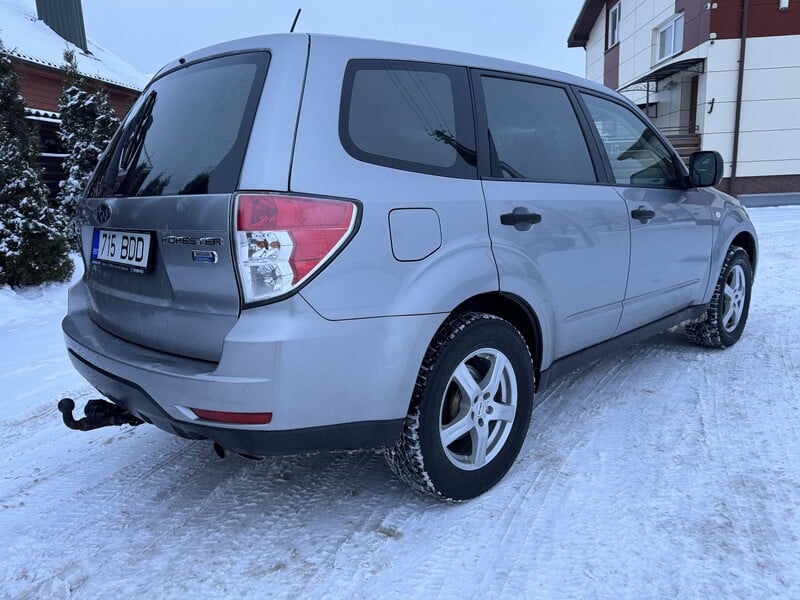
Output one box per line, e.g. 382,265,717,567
88,52,269,198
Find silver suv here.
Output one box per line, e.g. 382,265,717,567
62,34,757,500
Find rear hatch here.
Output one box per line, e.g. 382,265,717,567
80,51,270,362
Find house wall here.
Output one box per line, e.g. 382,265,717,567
604,0,620,88
677,0,712,50
711,0,800,39
702,34,800,189
586,10,607,82
607,0,682,89
14,59,139,118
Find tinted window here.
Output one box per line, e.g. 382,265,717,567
89,52,269,197
480,76,596,183
580,93,680,187
341,60,476,178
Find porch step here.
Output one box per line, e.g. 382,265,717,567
666,133,701,164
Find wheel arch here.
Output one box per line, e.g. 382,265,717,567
731,230,757,274
449,292,544,389
703,213,758,305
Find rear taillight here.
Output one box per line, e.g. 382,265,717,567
234,193,357,303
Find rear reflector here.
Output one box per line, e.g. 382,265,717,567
191,408,273,425
235,193,357,304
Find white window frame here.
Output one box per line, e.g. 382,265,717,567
607,2,621,49
654,13,685,64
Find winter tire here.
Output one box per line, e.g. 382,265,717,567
685,245,753,348
385,312,535,501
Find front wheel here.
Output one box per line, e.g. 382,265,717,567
385,312,535,501
685,245,753,348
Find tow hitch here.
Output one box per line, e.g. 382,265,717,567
57,398,144,431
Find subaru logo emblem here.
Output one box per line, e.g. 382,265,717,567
96,203,112,224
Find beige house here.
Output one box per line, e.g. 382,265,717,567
569,0,800,198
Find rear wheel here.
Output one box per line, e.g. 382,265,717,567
685,245,753,348
385,312,535,501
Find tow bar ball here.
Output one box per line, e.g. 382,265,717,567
57,398,144,431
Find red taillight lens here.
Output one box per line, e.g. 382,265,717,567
234,193,357,303
191,408,272,425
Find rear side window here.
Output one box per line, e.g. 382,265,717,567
340,60,477,178
480,75,597,183
88,52,269,198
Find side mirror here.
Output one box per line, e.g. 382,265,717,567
689,150,723,187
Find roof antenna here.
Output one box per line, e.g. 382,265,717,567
290,8,302,33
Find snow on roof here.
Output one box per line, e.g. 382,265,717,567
0,0,147,91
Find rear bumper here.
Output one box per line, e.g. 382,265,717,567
67,349,403,454
63,281,445,455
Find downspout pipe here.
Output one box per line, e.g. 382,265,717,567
730,0,749,196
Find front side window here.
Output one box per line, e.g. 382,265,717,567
655,13,684,64
340,60,476,178
580,93,680,188
480,76,596,183
608,2,621,49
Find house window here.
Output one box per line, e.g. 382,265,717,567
655,13,684,64
607,2,621,49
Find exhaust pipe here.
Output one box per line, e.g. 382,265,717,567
212,441,229,458
211,442,263,461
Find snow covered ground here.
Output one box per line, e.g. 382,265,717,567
1,207,798,599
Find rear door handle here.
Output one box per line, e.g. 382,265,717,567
500,208,542,231
631,206,656,224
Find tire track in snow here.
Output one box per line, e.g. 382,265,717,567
298,458,429,597
689,309,800,595
3,208,800,598
364,349,651,598
493,352,649,597
85,448,403,598
0,386,95,454
486,336,722,597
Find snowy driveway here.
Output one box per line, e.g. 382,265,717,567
1,207,798,599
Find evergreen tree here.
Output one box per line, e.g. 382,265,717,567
57,49,119,250
0,40,73,287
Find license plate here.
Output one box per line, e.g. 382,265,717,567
91,229,152,273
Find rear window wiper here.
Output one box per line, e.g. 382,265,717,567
116,90,157,183
92,90,158,197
